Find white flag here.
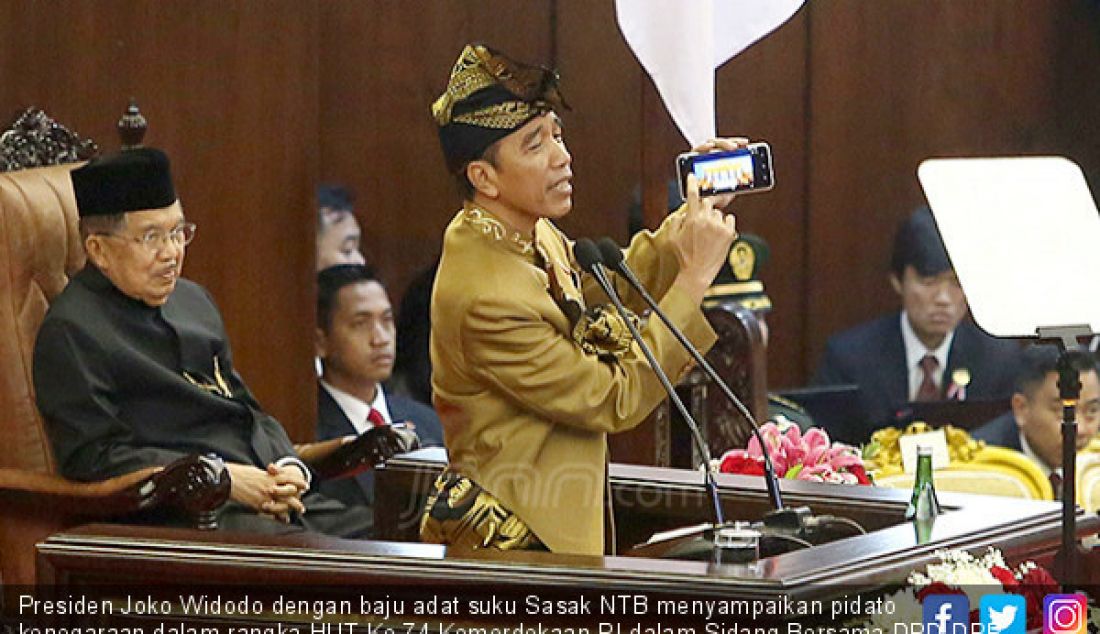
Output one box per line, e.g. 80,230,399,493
615,0,805,147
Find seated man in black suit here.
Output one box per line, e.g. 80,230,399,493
812,207,1022,443
972,346,1100,491
34,148,370,536
315,264,443,534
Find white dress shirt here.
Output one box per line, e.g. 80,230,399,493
320,380,392,435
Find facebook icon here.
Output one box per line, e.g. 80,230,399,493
923,595,970,634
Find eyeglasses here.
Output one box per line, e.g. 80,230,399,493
99,222,196,253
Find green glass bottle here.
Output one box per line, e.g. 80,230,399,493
905,445,941,521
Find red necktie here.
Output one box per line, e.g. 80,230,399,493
916,355,941,402
367,408,386,428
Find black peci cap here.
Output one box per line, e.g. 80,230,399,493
71,147,177,217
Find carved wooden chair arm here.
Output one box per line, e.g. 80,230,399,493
0,454,230,526
294,437,348,466
141,454,232,526
299,425,421,480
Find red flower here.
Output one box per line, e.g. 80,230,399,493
915,582,965,603
719,452,765,476
1019,564,1058,588
990,565,1018,588
1018,565,1058,629
846,463,872,485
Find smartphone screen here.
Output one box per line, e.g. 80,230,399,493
677,143,774,199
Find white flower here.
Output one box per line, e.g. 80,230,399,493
912,548,1004,589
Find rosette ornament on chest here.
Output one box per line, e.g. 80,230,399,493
542,243,638,361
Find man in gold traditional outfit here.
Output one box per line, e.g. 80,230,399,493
420,43,742,555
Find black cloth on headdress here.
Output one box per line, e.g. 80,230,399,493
71,147,177,217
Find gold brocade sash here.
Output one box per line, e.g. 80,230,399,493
419,471,545,552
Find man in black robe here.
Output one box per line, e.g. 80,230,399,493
33,147,369,536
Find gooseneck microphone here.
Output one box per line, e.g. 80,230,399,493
573,238,725,528
595,237,789,515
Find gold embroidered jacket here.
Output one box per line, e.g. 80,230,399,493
429,204,717,555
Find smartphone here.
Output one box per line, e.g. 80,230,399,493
676,142,774,199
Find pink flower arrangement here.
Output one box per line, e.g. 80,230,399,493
717,421,871,485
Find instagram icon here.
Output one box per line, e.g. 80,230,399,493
1044,594,1087,634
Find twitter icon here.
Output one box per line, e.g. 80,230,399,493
981,594,1026,634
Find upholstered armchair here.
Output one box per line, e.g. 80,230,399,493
867,422,1053,500
0,109,234,587
1070,438,1100,513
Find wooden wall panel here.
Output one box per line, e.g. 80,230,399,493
713,9,809,390
554,0,643,244
804,0,1071,378
0,3,15,122
1053,2,1100,194
1,1,320,440
318,0,554,304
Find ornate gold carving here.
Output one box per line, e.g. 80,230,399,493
864,422,983,472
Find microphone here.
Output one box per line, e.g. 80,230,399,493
595,237,799,528
573,239,725,528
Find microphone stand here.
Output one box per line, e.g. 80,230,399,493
595,238,794,523
574,240,725,528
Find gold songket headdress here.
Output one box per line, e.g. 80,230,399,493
433,43,569,174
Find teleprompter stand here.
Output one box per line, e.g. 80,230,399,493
1037,325,1094,588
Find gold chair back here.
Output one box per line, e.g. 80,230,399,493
867,422,1053,501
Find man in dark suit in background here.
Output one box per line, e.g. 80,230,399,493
973,346,1100,489
813,207,1021,443
315,264,443,535
392,259,439,406
316,185,366,271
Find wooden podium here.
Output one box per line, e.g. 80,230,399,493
26,448,1098,629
